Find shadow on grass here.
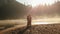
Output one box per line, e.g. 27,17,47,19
18,26,31,34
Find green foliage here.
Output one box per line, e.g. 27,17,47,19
0,0,28,20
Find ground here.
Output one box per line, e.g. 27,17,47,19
0,24,60,34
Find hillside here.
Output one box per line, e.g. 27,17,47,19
0,0,29,20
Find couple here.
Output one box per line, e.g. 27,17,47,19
27,15,32,28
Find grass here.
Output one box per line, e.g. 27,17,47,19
1,24,60,34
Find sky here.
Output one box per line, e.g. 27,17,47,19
16,0,60,7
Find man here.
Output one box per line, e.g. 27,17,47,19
27,15,32,28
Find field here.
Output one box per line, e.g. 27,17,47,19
0,24,60,34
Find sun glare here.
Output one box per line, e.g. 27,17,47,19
32,22,48,25
30,0,58,7
16,0,59,7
